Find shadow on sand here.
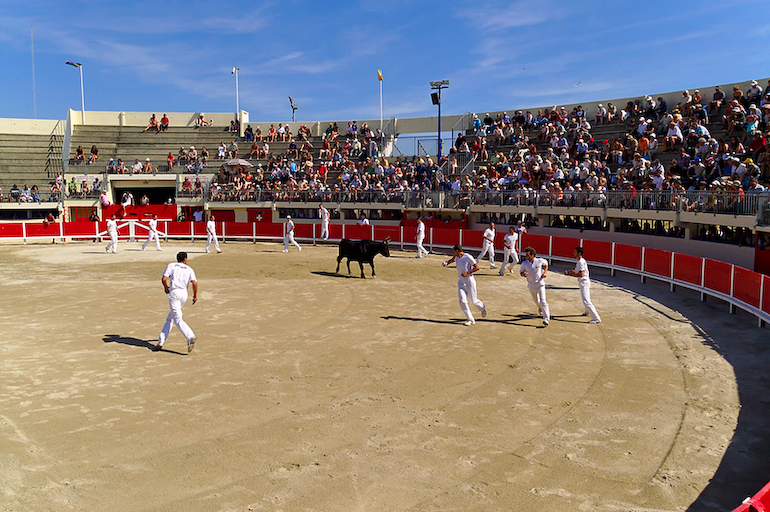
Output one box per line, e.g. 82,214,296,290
102,334,186,356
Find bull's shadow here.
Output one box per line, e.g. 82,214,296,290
312,271,366,279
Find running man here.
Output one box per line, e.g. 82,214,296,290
319,204,330,241
477,222,496,268
520,246,550,326
564,246,601,324
155,251,198,353
415,217,429,258
443,244,487,326
141,214,162,251
499,226,519,275
283,215,301,252
105,214,118,253
206,214,222,254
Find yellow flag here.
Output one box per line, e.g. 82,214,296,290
377,69,383,81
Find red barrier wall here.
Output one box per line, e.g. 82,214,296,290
62,222,97,237
704,259,733,295
733,267,762,308
581,240,612,264
224,222,253,237
432,227,461,247
23,222,60,237
344,225,373,240
0,223,24,237
293,224,314,238
462,229,485,250
644,248,672,278
257,223,284,237
523,234,550,255
373,226,402,243
673,253,703,285
615,244,643,270
551,237,580,259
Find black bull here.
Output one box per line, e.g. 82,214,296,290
336,237,391,278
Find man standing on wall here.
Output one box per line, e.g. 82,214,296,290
155,251,198,353
564,246,601,324
477,222,496,269
520,246,550,326
443,244,487,326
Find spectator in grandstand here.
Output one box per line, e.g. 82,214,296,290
9,184,20,202
160,114,169,132
217,141,226,159
74,145,85,164
709,86,726,115
121,191,134,213
88,145,99,165
143,114,160,133
594,103,607,125
131,159,142,174
106,158,116,173
244,125,253,142
665,122,683,151
167,152,175,170
100,190,111,207
228,140,238,159
19,184,32,203
116,159,126,174
140,194,150,206
144,158,153,173
200,146,209,165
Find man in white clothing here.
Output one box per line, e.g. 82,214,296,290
141,214,162,251
206,214,222,253
498,226,519,275
357,213,370,226
477,222,496,268
105,214,118,253
155,251,198,353
564,246,601,323
415,217,429,258
443,244,487,326
520,246,550,326
319,204,330,241
283,215,301,252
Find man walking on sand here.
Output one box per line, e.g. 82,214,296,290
564,246,601,324
443,244,487,326
155,251,198,353
142,214,162,251
206,214,222,254
520,246,550,326
477,222,496,269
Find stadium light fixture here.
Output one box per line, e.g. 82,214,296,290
231,67,240,126
430,80,449,163
66,61,85,124
289,96,298,122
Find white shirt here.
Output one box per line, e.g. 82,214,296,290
575,257,590,281
206,219,216,235
163,262,197,292
319,207,329,223
483,227,495,244
148,218,158,233
286,219,295,233
357,218,370,226
521,257,547,285
416,220,425,237
107,219,117,235
455,253,477,281
504,232,518,250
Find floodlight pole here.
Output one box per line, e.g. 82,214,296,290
430,80,449,163
66,61,85,124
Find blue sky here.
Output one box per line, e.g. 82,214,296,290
1,0,769,123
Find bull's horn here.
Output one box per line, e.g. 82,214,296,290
384,236,392,243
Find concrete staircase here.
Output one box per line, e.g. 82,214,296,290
0,132,62,200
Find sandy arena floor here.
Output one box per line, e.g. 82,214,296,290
1,239,769,511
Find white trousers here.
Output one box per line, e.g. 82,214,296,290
458,277,485,322
528,282,550,323
478,241,495,267
206,233,221,252
416,234,429,257
105,233,118,253
579,278,601,321
159,289,195,345
320,221,329,240
499,247,518,274
142,231,161,251
284,232,301,251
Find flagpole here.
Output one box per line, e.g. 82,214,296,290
379,78,383,131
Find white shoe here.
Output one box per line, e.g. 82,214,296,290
464,320,475,326
298,247,302,252
205,250,210,253
589,319,601,324
481,307,487,318
187,336,196,353
582,312,589,316
282,249,288,252
498,271,505,276
490,264,496,269
415,255,421,258
141,247,145,251
217,249,222,253
543,319,549,326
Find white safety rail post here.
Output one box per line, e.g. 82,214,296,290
312,223,316,246
757,276,765,328
342,223,346,240
221,221,225,244
610,242,616,277
253,222,257,244
547,235,553,266
640,247,646,283
429,227,434,254
59,221,64,243
700,259,707,302
459,229,463,248
370,224,374,241
670,254,676,293
190,221,195,243
400,226,404,251
729,265,736,315
128,220,135,242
